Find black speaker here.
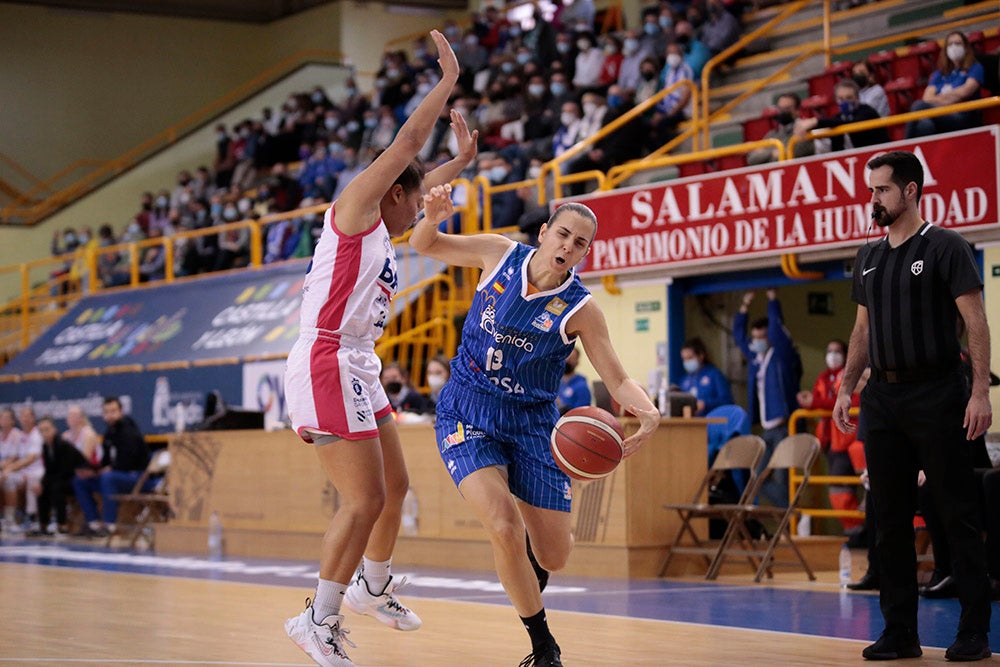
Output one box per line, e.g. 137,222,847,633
194,408,264,431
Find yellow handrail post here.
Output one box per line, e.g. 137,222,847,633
163,237,175,283
129,242,140,286
19,264,29,349
823,0,832,68
249,220,263,267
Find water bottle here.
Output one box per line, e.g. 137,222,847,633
208,511,223,560
657,376,669,417
839,544,852,588
401,487,419,536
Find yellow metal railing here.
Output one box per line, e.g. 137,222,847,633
788,407,865,534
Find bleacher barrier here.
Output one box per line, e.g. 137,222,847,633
788,407,864,536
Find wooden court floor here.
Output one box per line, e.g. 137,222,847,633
0,557,968,666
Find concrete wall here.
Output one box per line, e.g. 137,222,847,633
0,1,451,277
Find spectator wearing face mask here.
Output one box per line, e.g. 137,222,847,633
635,57,662,106
795,79,888,153
906,30,984,138
598,35,624,90
572,32,605,91
851,60,890,118
478,154,524,229
567,87,643,195
617,29,654,95
733,289,803,507
679,337,734,417
425,355,451,414
554,31,579,82
747,93,816,165
639,10,672,62
556,347,592,415
381,362,431,415
673,20,711,79
647,42,694,151
797,339,848,450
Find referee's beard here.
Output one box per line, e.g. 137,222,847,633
872,203,901,227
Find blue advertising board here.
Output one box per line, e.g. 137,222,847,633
1,261,308,375
0,365,243,435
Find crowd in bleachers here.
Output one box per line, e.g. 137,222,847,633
46,0,999,292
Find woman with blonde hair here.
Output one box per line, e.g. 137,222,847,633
63,405,101,467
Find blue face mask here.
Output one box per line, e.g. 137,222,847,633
683,359,700,374
749,339,769,355
607,94,623,109
838,100,857,117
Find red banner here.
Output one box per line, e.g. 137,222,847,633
567,127,1000,276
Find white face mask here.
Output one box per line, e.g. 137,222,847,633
561,112,578,127
527,165,542,179
583,102,598,116
946,43,965,63
427,374,446,392
666,53,683,68
826,351,845,370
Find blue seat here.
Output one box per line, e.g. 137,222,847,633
706,405,752,492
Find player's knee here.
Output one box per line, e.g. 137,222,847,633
534,536,573,572
486,514,526,549
340,487,386,524
383,469,409,505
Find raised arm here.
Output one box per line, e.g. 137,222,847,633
335,30,460,235
410,183,515,272
423,108,479,189
572,302,659,457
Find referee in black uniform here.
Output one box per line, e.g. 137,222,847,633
833,150,992,662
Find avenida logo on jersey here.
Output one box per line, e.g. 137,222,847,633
479,303,535,351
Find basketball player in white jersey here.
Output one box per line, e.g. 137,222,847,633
283,30,477,667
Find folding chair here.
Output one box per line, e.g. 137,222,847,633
105,449,171,549
705,433,821,582
658,435,766,577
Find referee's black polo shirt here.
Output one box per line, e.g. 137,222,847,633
852,221,982,375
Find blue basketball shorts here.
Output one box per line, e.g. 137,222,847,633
434,385,572,512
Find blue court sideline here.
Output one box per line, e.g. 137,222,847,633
1,539,996,652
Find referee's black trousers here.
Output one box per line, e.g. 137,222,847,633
862,370,991,636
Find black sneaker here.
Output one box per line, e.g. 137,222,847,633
945,632,991,662
526,533,549,593
862,627,922,660
518,640,562,667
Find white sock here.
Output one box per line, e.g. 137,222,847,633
362,557,392,594
312,579,347,621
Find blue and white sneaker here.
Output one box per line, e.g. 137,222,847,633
344,571,422,631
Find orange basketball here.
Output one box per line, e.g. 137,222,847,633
550,406,625,480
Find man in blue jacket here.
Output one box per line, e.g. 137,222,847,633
733,289,802,507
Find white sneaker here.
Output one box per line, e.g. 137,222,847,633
344,572,422,631
284,600,356,667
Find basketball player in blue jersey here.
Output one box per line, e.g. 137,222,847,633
411,189,660,666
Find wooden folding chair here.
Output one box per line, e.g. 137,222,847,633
658,435,766,577
705,433,821,582
105,449,171,549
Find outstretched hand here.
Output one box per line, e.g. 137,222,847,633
422,184,454,228
621,404,660,458
450,108,478,165
430,29,459,81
